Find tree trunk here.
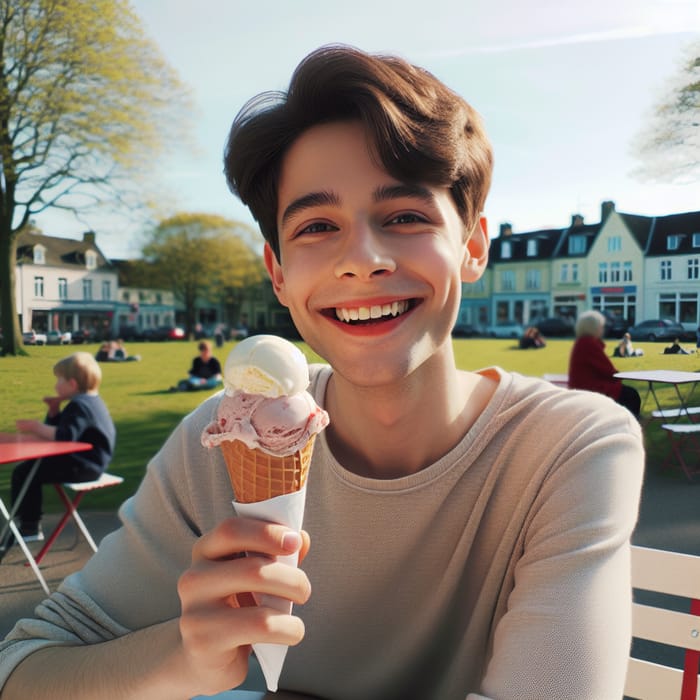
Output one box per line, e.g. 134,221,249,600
0,229,24,356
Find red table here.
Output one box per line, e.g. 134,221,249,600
0,433,91,595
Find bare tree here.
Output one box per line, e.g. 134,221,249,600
632,40,700,184
0,0,190,355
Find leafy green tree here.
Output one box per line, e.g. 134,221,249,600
632,40,700,184
0,0,189,356
141,213,265,337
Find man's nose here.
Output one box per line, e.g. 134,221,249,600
333,222,396,280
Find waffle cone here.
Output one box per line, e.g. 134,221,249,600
220,436,316,503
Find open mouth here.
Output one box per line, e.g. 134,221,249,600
333,299,414,324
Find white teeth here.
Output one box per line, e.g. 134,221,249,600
335,300,410,323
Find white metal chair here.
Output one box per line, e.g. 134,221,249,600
625,545,700,699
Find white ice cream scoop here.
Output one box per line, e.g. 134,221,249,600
223,334,309,397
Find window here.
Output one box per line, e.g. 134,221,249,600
58,278,67,299
571,263,579,283
83,279,92,300
501,270,515,291
598,262,608,284
501,240,512,259
33,246,45,264
122,291,130,302
526,239,538,256
526,269,540,289
34,276,44,297
560,263,569,283
102,280,111,300
623,262,633,282
689,259,700,280
660,260,672,281
607,236,621,252
568,235,586,255
85,250,97,270
610,261,621,283
667,235,682,251
693,233,700,248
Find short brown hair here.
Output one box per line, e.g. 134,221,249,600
54,352,102,393
224,44,493,260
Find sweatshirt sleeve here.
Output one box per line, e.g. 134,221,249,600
0,395,228,690
471,405,644,700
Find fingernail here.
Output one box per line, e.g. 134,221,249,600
281,531,301,552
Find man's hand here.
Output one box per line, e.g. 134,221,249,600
43,395,63,417
175,517,311,696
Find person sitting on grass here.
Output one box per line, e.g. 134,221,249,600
1,352,115,554
0,45,644,700
171,340,223,391
613,332,643,358
663,337,691,355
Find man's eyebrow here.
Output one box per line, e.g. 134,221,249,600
373,183,437,205
281,191,340,226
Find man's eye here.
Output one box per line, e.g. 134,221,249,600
387,212,426,225
299,222,335,235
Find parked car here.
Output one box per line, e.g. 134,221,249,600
71,328,98,344
485,320,525,338
532,317,574,337
22,329,47,345
141,326,186,341
47,330,72,345
601,310,629,339
451,323,482,338
627,319,688,342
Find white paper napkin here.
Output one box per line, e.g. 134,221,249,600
233,486,307,692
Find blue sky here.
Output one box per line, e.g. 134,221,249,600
35,0,700,259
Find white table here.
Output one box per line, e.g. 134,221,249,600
614,369,700,422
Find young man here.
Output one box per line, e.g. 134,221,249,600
2,352,115,550
0,46,643,699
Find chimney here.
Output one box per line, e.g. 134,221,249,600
499,223,513,237
570,214,584,227
601,200,615,222
83,231,96,245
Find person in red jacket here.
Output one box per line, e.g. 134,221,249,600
568,310,641,418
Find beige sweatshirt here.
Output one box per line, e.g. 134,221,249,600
0,366,644,700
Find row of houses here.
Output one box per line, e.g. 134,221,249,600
12,199,700,339
13,230,289,339
458,201,700,331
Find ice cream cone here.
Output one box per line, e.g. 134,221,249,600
221,436,316,503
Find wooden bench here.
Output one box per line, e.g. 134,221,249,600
32,472,124,564
625,545,700,699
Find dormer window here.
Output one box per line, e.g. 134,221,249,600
568,235,586,255
526,239,538,256
667,235,682,251
692,233,700,248
501,240,512,259
85,250,97,270
33,245,45,264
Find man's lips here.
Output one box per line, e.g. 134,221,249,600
327,299,416,324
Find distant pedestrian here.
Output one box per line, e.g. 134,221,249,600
170,340,222,392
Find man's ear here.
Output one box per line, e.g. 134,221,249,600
461,215,489,283
263,243,289,307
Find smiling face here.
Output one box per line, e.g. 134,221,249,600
266,120,488,388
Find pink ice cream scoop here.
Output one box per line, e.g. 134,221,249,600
202,390,328,456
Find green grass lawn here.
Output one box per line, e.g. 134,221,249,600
1,336,697,512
